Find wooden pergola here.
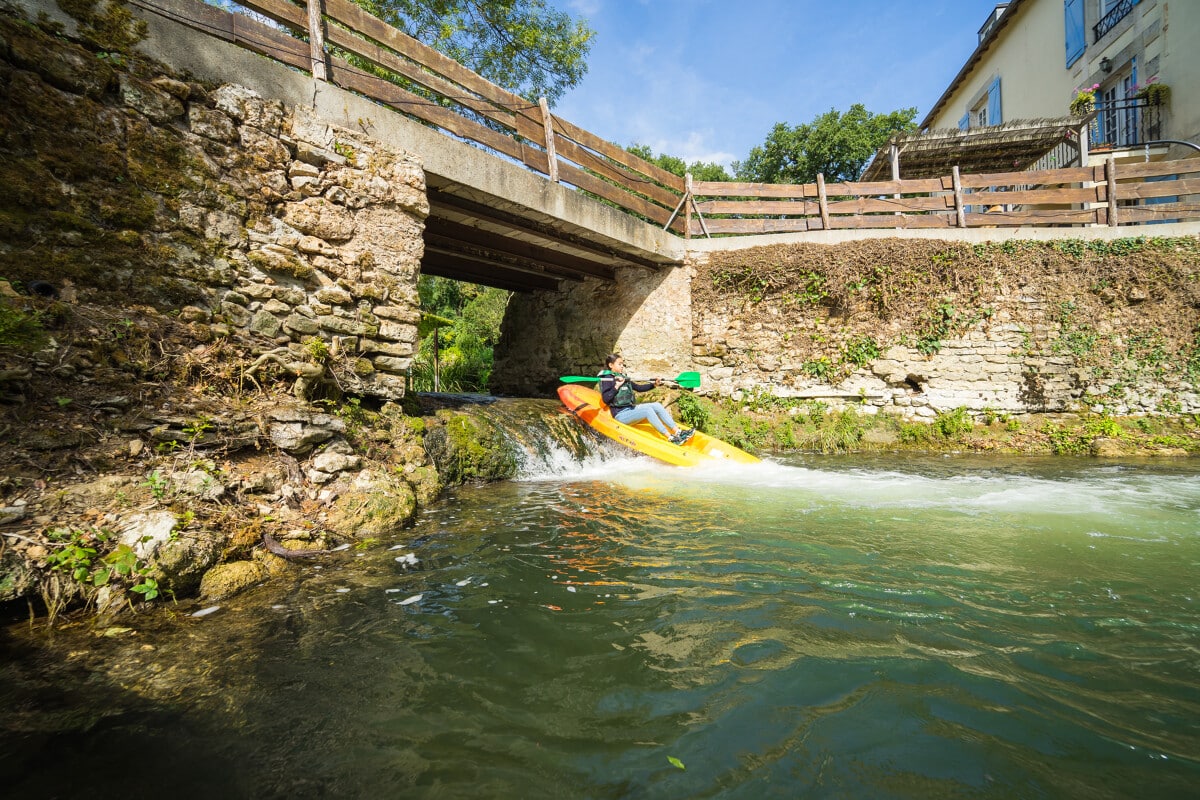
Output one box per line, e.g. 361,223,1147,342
861,117,1090,181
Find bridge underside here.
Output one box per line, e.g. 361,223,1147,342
422,180,681,293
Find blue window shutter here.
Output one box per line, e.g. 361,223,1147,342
1065,0,1085,67
958,113,969,130
987,77,1002,125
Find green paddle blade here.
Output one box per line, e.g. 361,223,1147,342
558,371,702,389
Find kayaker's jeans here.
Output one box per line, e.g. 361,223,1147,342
614,403,677,437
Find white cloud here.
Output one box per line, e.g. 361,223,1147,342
566,0,603,17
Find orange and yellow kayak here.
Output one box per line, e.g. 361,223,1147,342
557,384,760,467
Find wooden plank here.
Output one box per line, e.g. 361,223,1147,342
693,217,816,235
966,186,1104,206
693,199,817,216
555,161,678,229
549,136,683,209
1118,203,1200,223
822,178,945,196
239,0,307,28
1115,156,1200,179
327,58,529,164
816,174,830,230
690,181,816,199
825,195,953,214
1115,178,1200,200
322,25,516,131
952,166,965,228
965,209,1100,226
232,14,310,70
321,0,537,120
958,165,1100,189
548,114,686,191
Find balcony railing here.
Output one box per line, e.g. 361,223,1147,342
1089,97,1162,150
1094,0,1133,43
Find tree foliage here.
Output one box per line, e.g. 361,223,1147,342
626,144,732,182
355,0,594,103
733,104,918,184
413,275,510,392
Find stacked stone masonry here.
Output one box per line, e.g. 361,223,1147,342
1,11,428,401
184,88,429,400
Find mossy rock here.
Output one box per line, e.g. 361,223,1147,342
404,464,442,507
327,469,417,537
424,410,519,484
199,560,267,600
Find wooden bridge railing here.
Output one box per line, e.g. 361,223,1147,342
137,0,1200,238
140,0,689,232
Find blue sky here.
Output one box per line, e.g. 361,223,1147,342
551,0,1001,171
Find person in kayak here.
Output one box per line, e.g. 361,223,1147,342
599,354,694,445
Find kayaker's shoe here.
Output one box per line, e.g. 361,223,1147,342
671,428,695,445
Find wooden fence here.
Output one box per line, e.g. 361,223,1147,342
690,158,1200,236
135,0,1200,238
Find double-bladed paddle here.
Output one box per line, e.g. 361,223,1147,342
559,371,701,389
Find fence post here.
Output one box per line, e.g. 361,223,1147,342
890,144,902,215
684,173,692,240
951,166,966,228
306,0,328,81
816,173,830,230
538,97,559,183
1106,157,1118,227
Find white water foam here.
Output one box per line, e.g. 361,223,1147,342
561,455,1200,539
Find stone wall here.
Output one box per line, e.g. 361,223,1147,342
491,262,693,395
688,240,1200,418
0,7,427,399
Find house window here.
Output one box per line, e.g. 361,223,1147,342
1096,60,1139,147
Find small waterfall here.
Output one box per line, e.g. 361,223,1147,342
420,394,631,479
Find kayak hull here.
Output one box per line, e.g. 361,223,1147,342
557,384,760,467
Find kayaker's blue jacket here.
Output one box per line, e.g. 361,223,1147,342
598,370,655,411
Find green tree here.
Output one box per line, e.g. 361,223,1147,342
627,144,733,182
355,0,594,103
733,104,918,184
414,276,510,392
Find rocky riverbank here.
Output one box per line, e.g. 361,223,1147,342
2,284,1194,627
0,282,538,622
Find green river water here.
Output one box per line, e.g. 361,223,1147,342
2,404,1199,798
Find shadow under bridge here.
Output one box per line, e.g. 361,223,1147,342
420,182,683,294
